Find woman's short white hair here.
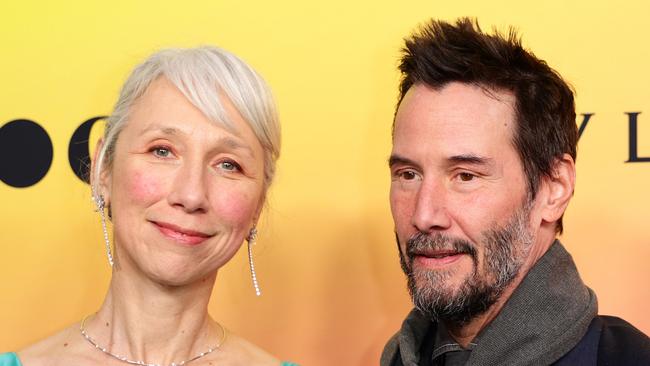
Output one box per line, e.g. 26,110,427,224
92,46,280,200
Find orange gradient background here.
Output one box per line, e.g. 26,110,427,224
1,1,648,365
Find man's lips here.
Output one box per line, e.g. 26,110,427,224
150,221,214,245
412,250,467,268
412,249,464,258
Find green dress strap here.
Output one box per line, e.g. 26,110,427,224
281,362,299,366
0,353,21,366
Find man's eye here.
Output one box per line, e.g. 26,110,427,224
152,147,172,158
401,171,417,180
458,172,476,182
395,170,419,181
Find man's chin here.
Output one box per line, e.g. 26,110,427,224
408,271,497,325
412,278,464,304
411,260,468,286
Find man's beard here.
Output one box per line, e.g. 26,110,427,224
398,202,533,325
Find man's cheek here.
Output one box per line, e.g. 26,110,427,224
391,200,413,230
389,189,406,218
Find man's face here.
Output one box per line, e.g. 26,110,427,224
389,82,536,323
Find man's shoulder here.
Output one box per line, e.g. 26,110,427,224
380,331,401,366
596,315,650,365
380,309,435,366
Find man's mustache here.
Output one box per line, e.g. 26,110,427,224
405,232,478,262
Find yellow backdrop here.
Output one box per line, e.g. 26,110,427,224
1,1,648,365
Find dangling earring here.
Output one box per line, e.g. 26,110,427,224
94,194,114,267
246,227,261,296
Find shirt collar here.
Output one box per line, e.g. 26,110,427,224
431,321,477,361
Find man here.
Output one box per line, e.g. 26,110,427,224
381,18,650,366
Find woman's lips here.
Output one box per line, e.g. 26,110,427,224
151,221,213,245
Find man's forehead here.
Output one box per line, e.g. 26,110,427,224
394,83,516,136
392,82,518,163
398,82,514,117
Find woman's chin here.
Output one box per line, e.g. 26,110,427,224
151,270,215,288
133,260,218,288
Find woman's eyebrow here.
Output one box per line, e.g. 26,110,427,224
140,124,183,136
140,124,255,156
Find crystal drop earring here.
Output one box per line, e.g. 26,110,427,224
94,194,114,267
247,227,261,296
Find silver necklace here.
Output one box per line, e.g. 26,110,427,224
79,315,227,366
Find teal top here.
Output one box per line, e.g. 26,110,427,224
0,353,20,366
0,352,296,366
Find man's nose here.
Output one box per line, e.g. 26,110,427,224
167,160,209,213
411,178,452,233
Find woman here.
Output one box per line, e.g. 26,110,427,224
1,47,295,366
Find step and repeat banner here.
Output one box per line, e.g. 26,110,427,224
1,1,648,365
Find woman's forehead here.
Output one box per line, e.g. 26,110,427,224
117,80,262,155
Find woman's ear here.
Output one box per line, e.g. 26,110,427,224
251,206,263,232
251,186,269,229
90,138,111,207
539,153,576,225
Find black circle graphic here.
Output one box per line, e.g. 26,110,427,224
0,119,54,188
68,116,107,183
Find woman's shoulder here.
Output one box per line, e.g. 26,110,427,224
16,322,93,366
217,332,299,366
217,332,280,365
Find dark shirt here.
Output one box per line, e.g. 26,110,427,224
419,321,475,366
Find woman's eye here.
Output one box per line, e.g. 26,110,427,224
152,146,172,158
218,161,241,172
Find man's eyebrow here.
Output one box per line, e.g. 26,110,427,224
388,154,421,169
447,154,493,166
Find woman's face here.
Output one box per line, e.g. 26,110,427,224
101,77,266,286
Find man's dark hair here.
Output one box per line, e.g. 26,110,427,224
397,17,578,234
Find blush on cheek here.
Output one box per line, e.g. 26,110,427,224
212,187,259,227
125,171,165,203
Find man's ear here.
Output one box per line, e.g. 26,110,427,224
90,138,111,206
539,153,576,225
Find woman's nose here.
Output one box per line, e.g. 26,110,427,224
167,160,209,213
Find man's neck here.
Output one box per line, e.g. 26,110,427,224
444,284,516,348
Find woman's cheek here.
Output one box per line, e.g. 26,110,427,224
124,170,165,203
211,183,261,226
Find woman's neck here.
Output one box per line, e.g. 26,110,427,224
87,259,221,365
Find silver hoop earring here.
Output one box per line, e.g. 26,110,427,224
246,227,261,296
94,194,114,267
